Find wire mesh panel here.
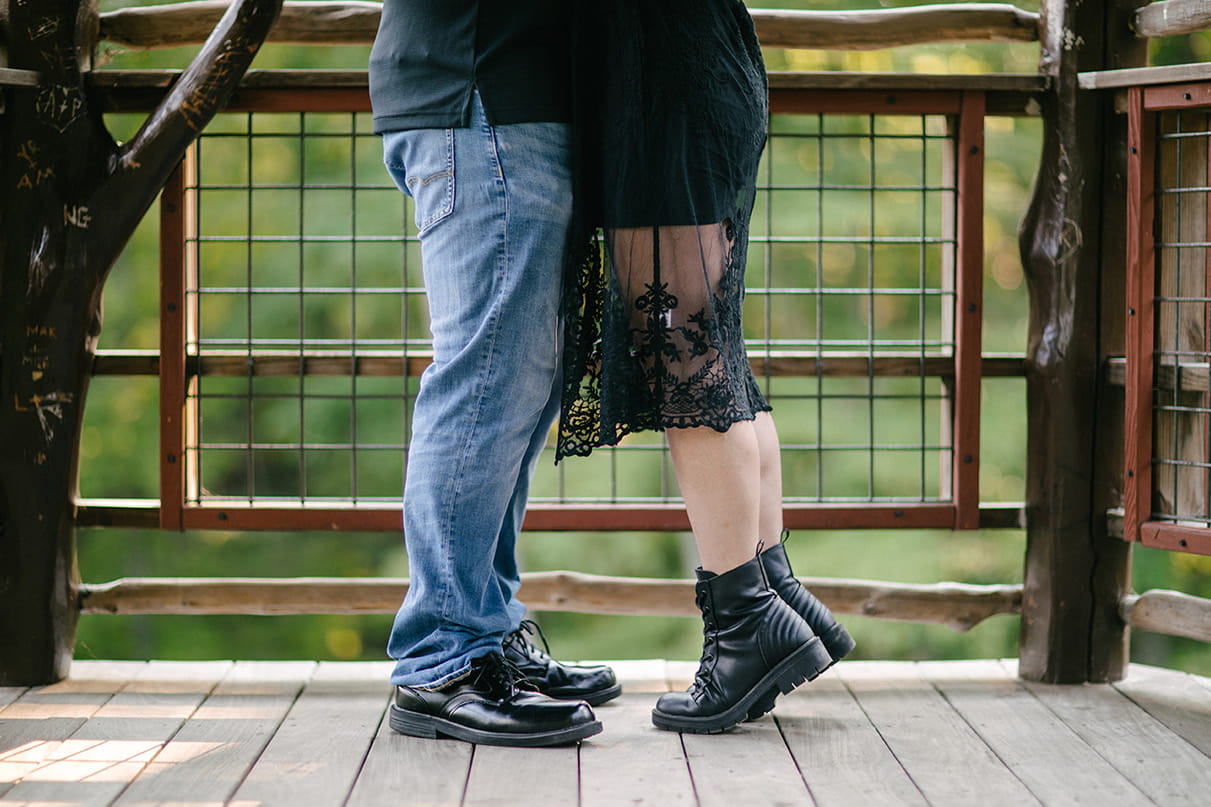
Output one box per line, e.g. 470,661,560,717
1125,82,1211,555
160,89,984,531
1152,108,1211,527
758,110,955,503
161,108,420,525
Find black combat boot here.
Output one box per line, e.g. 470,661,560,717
745,533,855,720
762,533,855,661
651,552,832,734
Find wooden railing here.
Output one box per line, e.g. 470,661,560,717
79,72,1030,634
1074,0,1211,657
97,2,1042,51
78,573,1025,633
10,0,1211,685
64,3,1049,650
79,0,1211,681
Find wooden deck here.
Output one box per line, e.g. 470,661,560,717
2,659,1210,806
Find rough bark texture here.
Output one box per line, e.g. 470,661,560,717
97,1,1040,50
1017,0,1145,683
0,0,282,685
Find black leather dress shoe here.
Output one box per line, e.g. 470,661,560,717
503,620,622,706
389,652,602,747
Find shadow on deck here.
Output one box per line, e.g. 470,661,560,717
2,659,1210,805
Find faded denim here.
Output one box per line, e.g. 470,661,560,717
381,93,571,689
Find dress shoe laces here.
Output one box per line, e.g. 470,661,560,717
503,619,552,664
467,652,538,699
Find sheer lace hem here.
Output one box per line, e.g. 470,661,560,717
556,223,770,461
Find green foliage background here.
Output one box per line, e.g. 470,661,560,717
77,1,1211,675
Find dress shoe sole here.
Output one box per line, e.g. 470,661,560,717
389,703,603,747
545,681,623,706
650,636,832,734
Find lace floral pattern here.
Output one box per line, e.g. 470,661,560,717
556,0,770,460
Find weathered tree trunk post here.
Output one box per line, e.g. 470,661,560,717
1017,0,1148,682
0,0,283,685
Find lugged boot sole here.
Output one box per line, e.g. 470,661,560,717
650,636,832,734
746,621,857,722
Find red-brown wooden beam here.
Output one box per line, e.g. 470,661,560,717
1139,522,1211,555
1142,82,1211,111
167,502,963,533
769,89,962,116
76,499,1025,531
159,154,193,531
954,91,986,529
1124,86,1157,544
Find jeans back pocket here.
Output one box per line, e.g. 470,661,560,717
384,128,456,235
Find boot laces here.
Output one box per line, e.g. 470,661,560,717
690,588,719,699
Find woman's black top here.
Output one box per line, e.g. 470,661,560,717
557,0,771,459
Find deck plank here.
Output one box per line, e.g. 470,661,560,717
683,709,813,807
0,688,25,710
836,661,1042,806
921,659,1153,806
777,670,927,806
110,660,316,806
6,658,1211,805
1112,663,1211,759
231,661,391,807
581,670,695,807
0,661,146,801
0,660,230,807
464,742,581,807
598,658,670,694
665,660,697,694
345,693,473,807
1012,659,1211,805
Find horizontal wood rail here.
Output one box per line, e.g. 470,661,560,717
750,5,1040,51
1121,589,1211,643
89,70,1048,118
73,500,1027,532
1105,356,1211,394
1080,62,1211,91
98,2,1040,51
77,572,1023,632
1106,508,1211,554
92,349,1028,380
1133,0,1211,39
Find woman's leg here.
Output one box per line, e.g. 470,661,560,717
754,411,785,544
606,225,831,733
667,422,761,573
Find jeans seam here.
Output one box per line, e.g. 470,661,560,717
434,113,509,625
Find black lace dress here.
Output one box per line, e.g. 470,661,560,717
557,0,770,460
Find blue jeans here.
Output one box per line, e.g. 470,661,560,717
382,94,571,689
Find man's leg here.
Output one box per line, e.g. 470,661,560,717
383,94,571,689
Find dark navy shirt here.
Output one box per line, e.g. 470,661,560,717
369,0,571,133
